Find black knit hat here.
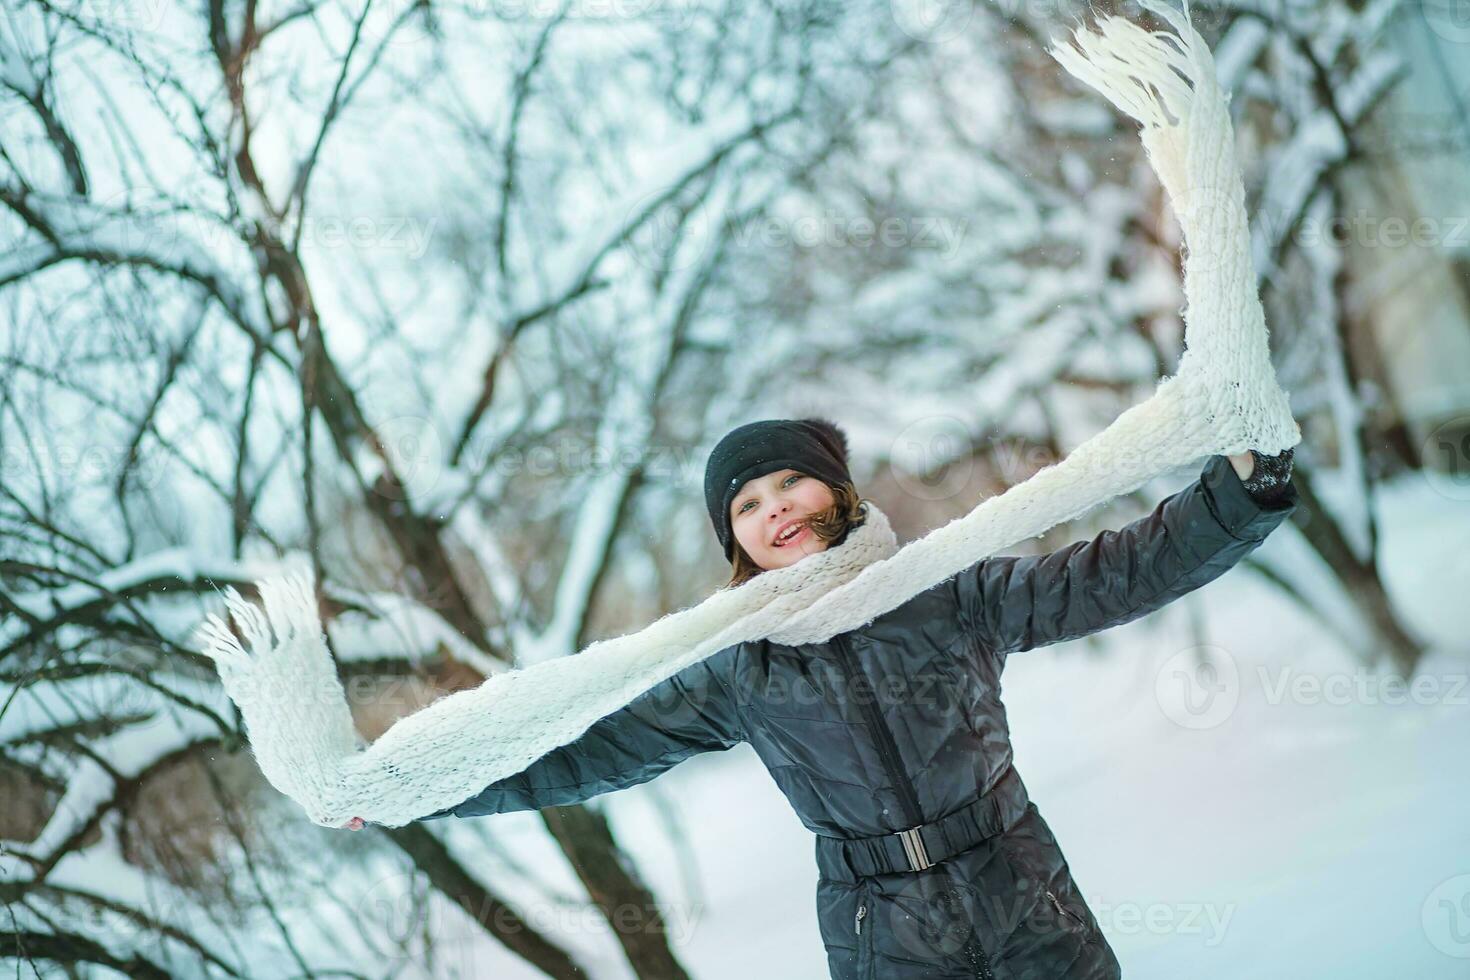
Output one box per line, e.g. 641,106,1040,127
704,417,853,563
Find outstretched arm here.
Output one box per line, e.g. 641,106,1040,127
952,450,1297,657
413,646,746,820
199,567,751,830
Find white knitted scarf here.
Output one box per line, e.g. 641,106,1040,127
194,5,1300,829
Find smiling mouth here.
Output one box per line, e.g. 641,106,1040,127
772,522,810,547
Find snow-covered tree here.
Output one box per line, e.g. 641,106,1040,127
1,0,1460,974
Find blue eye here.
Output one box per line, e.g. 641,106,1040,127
737,474,801,514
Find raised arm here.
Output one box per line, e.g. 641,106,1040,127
416,645,746,820
953,450,1297,657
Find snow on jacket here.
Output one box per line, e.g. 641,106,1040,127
421,452,1299,979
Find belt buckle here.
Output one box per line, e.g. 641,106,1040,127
896,826,933,872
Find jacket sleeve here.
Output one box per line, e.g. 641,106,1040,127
416,646,746,819
953,453,1298,657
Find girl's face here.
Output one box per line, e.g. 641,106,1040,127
729,468,835,571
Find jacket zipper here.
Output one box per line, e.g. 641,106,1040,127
833,633,926,828
1049,889,1085,928
832,633,995,980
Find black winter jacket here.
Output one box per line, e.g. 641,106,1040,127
421,452,1298,979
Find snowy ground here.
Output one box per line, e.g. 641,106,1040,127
370,465,1470,979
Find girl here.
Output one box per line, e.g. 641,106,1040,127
387,416,1297,979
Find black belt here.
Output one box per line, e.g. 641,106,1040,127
815,765,1029,880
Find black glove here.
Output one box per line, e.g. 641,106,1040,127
1240,446,1295,507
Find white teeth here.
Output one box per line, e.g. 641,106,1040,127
775,523,803,545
